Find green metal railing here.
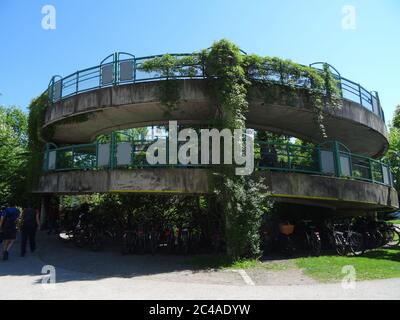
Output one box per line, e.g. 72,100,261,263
43,138,393,187
47,52,385,121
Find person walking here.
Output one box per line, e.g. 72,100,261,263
0,205,5,245
0,203,20,261
20,205,40,257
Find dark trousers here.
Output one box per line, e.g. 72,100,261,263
21,227,37,255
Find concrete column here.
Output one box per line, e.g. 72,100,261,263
40,196,51,229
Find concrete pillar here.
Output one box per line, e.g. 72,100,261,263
40,196,51,229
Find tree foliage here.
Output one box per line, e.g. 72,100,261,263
26,94,50,191
0,105,28,204
386,125,400,191
393,105,400,130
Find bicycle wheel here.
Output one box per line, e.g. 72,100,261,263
308,233,321,257
389,228,400,247
384,229,395,247
373,230,384,248
334,233,347,256
349,232,365,256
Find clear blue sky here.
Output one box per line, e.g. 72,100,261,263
0,0,399,123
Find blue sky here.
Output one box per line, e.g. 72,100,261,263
0,0,399,123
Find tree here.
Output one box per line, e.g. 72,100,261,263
393,105,400,130
385,106,400,193
386,126,400,191
0,105,28,204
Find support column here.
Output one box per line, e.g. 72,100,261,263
40,195,51,229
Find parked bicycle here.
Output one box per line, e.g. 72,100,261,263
326,221,364,256
296,220,321,257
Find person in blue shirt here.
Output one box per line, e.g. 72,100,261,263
0,203,20,261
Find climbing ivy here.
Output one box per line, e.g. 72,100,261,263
242,54,341,138
139,54,202,113
205,40,271,259
141,42,342,138
27,93,50,189
140,39,342,258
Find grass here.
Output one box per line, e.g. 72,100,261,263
295,246,400,282
185,254,294,271
185,246,400,283
389,219,400,224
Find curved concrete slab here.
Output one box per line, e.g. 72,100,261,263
35,169,398,211
43,79,388,157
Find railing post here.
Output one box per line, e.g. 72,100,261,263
358,84,363,106
110,132,116,169
370,92,375,114
48,78,54,103
75,71,79,95
95,141,99,169
133,57,137,83
43,144,49,171
286,143,291,170
348,153,353,178
114,52,118,86
369,159,374,182
317,146,322,173
338,76,343,98
389,167,394,187
333,141,341,177
59,79,63,101
71,146,75,170
379,163,384,184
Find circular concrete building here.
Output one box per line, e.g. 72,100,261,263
36,52,399,213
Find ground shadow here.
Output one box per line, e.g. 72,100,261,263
0,232,234,285
1,232,399,285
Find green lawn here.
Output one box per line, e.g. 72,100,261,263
295,246,400,282
389,219,400,224
185,255,292,270
185,246,400,283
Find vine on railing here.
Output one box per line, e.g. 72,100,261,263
47,49,385,121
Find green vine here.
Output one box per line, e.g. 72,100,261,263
140,40,342,258
242,54,341,138
27,95,90,189
27,93,50,189
139,54,201,113
205,40,270,259
141,43,342,139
